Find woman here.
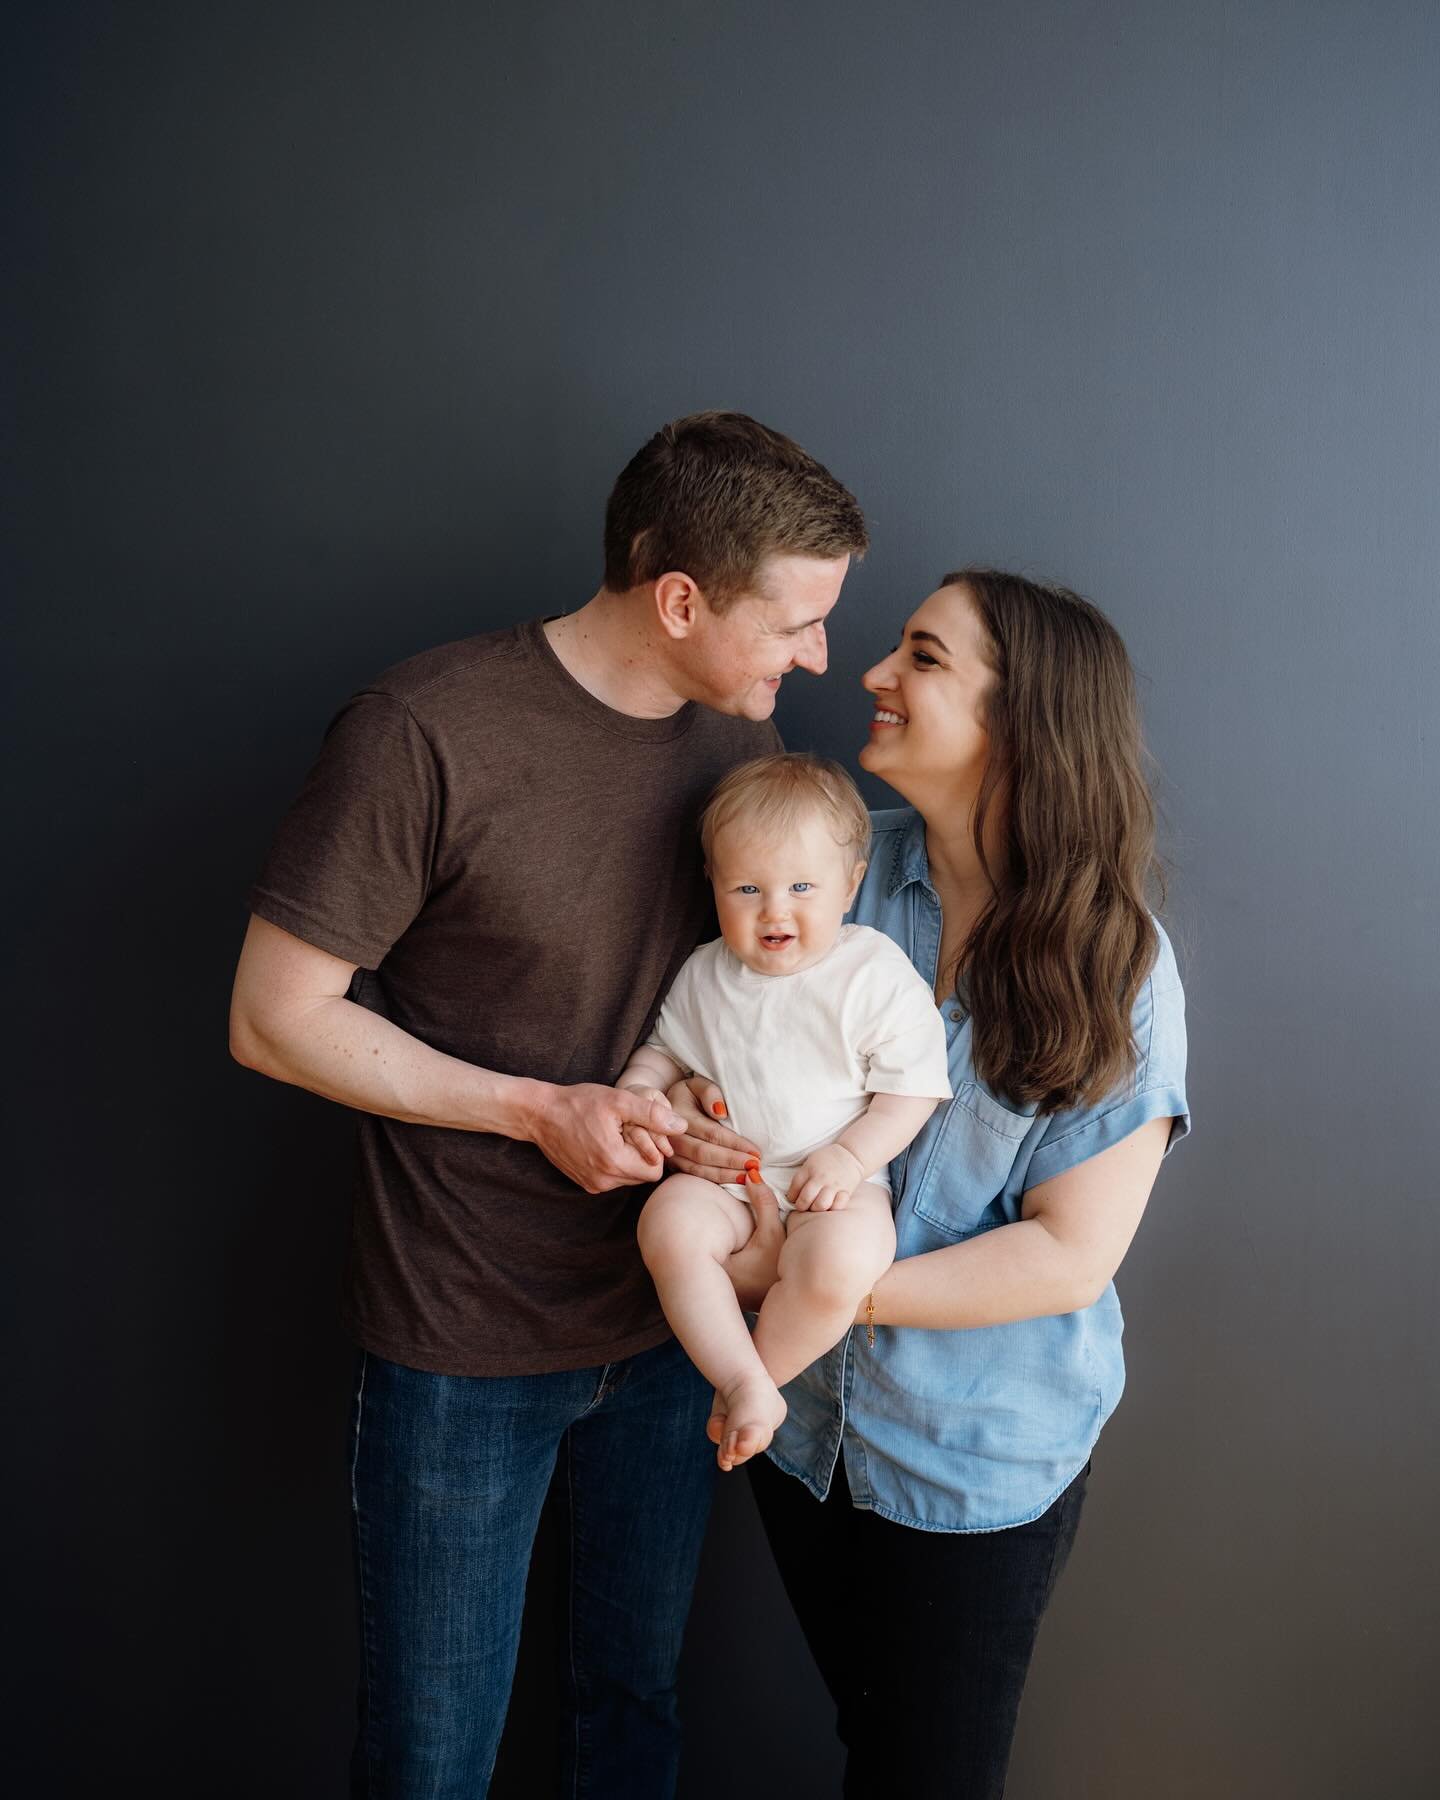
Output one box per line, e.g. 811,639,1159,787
673,569,1189,1798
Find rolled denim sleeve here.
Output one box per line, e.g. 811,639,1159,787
1023,931,1190,1191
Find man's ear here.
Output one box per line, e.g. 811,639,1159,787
653,571,704,640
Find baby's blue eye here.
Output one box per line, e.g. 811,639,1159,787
791,882,812,893
738,884,759,895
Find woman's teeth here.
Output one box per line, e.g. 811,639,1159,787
872,709,906,725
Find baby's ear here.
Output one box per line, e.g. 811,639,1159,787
846,859,868,902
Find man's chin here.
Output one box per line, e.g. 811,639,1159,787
711,690,777,721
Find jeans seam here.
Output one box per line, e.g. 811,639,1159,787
349,1352,377,1797
564,1426,585,1799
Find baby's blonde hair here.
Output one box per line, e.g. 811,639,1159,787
699,753,871,870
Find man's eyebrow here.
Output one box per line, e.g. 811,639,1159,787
908,629,950,653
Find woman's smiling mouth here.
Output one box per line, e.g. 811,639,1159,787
870,708,906,728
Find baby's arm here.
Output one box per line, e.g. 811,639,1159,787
789,1092,939,1212
618,1044,687,1098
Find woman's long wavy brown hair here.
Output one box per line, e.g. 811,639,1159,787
942,568,1162,1112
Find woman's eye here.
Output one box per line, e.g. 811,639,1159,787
791,882,812,893
911,650,938,667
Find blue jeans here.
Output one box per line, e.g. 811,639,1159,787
348,1338,716,1798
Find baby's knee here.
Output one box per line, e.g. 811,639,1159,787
786,1233,888,1311
638,1179,723,1268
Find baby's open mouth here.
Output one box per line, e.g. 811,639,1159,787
759,933,795,949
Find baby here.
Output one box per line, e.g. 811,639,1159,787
619,754,950,1471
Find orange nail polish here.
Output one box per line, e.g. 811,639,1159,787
737,1170,748,1184
745,1158,760,1173
712,1100,727,1117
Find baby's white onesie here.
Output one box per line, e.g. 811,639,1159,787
646,924,951,1214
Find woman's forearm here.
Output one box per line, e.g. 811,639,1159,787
866,1217,1102,1330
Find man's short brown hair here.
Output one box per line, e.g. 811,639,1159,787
604,411,868,610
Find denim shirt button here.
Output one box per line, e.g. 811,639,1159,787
950,1009,963,1021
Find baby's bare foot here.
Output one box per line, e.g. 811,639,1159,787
715,1374,786,1473
706,1390,727,1445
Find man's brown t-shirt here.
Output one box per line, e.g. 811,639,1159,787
249,618,780,1376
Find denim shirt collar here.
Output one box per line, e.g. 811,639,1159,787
884,806,934,900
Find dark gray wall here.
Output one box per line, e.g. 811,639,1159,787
6,2,1437,1794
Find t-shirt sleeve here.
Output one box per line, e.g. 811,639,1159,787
643,954,701,1074
861,959,953,1100
247,691,441,969
1023,959,1190,1191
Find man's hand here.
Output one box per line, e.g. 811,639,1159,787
527,1083,689,1194
788,1143,865,1213
664,1076,760,1184
725,1172,786,1309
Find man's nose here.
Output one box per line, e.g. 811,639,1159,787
794,624,828,676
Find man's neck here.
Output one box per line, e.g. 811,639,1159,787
542,590,689,719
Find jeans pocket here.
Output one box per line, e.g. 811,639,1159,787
911,1082,1034,1238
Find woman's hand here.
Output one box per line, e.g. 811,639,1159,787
725,1172,785,1309
663,1076,760,1184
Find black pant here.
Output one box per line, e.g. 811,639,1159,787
748,1453,1090,1800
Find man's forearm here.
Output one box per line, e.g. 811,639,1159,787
233,993,544,1137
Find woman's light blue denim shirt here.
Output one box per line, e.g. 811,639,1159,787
767,808,1191,1532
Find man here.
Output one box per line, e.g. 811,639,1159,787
228,411,867,1798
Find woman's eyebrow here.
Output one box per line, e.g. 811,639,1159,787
908,629,950,653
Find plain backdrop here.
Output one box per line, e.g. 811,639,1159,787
5,2,1438,1794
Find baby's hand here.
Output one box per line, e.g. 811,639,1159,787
622,1084,673,1112
617,1085,680,1168
788,1144,866,1213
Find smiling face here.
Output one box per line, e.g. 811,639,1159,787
675,551,850,720
859,584,995,811
709,810,866,975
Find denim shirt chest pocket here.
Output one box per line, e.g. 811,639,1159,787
910,1080,1036,1238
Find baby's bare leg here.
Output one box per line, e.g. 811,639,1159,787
750,1183,896,1390
637,1175,788,1470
